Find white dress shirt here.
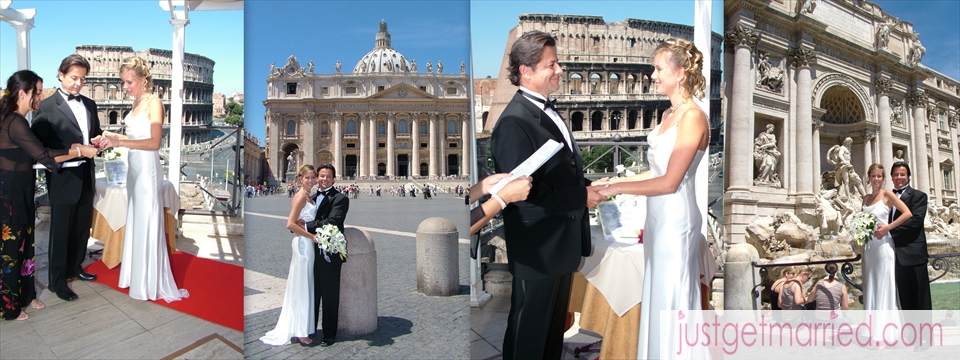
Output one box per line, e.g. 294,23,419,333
518,86,573,151
60,89,90,145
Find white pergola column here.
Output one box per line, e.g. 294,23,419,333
0,5,36,70
168,16,188,193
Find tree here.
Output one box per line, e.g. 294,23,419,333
224,100,244,127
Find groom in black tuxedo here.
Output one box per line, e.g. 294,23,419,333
32,54,104,302
304,164,349,347
491,31,605,360
888,161,931,312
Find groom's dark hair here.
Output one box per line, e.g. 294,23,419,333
57,54,91,77
508,30,556,86
891,161,911,177
318,163,336,178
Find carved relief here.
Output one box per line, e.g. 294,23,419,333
875,17,895,50
756,52,784,93
907,32,926,67
890,99,904,126
754,124,782,187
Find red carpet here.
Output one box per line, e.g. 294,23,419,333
84,252,243,332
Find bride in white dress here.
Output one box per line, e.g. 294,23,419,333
260,165,318,346
595,38,710,359
861,163,911,344
99,57,187,302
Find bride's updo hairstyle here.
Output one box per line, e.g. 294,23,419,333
295,164,316,189
119,56,154,94
868,163,885,185
653,38,706,99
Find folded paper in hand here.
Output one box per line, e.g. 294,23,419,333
489,139,563,195
33,160,84,170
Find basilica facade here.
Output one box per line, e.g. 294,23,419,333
724,0,960,242
74,45,216,149
262,21,470,182
479,14,723,144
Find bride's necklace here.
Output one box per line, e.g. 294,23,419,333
669,99,687,113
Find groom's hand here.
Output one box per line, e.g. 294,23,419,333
585,185,606,208
296,219,306,229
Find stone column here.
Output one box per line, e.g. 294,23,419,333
369,113,377,177
724,25,758,191
908,90,930,192
332,113,343,178
863,130,875,173
386,112,396,179
791,47,817,196
358,114,367,178
412,114,421,177
928,104,941,198
876,78,894,172
461,114,470,176
302,111,316,167
429,112,438,179
812,120,823,193
268,113,282,179
951,113,960,193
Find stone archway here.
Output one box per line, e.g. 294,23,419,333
281,143,300,182
813,73,874,122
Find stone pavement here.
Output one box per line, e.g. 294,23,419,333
243,192,471,359
0,211,244,359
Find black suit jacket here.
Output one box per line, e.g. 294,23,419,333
889,186,928,266
306,188,350,264
490,91,591,281
31,91,103,204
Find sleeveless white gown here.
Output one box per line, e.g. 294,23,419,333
861,201,900,342
260,201,316,345
117,112,188,302
636,121,707,359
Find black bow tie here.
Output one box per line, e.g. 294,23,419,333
893,187,906,195
318,188,334,197
520,90,557,112
67,94,81,102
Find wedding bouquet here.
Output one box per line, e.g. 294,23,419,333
315,223,347,262
849,211,878,246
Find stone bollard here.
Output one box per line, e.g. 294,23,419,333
723,242,761,310
337,227,378,336
416,217,459,296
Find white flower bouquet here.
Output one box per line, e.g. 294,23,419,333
315,223,347,261
849,211,878,246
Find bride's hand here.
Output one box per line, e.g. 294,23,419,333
873,224,889,238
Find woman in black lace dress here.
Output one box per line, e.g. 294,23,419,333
0,70,98,320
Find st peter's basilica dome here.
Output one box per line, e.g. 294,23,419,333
353,20,413,74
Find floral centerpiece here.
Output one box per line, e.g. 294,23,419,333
101,147,127,186
315,223,347,262
849,211,878,246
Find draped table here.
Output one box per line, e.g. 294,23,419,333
90,177,181,269
570,225,717,359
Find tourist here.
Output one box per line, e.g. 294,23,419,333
0,70,97,320
769,266,795,311
593,37,710,358
779,267,810,321
805,262,848,324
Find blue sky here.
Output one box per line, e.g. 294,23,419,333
0,1,243,94
471,0,725,79
243,0,471,145
872,0,960,80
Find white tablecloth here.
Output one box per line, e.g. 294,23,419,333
581,225,645,317
94,177,181,231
